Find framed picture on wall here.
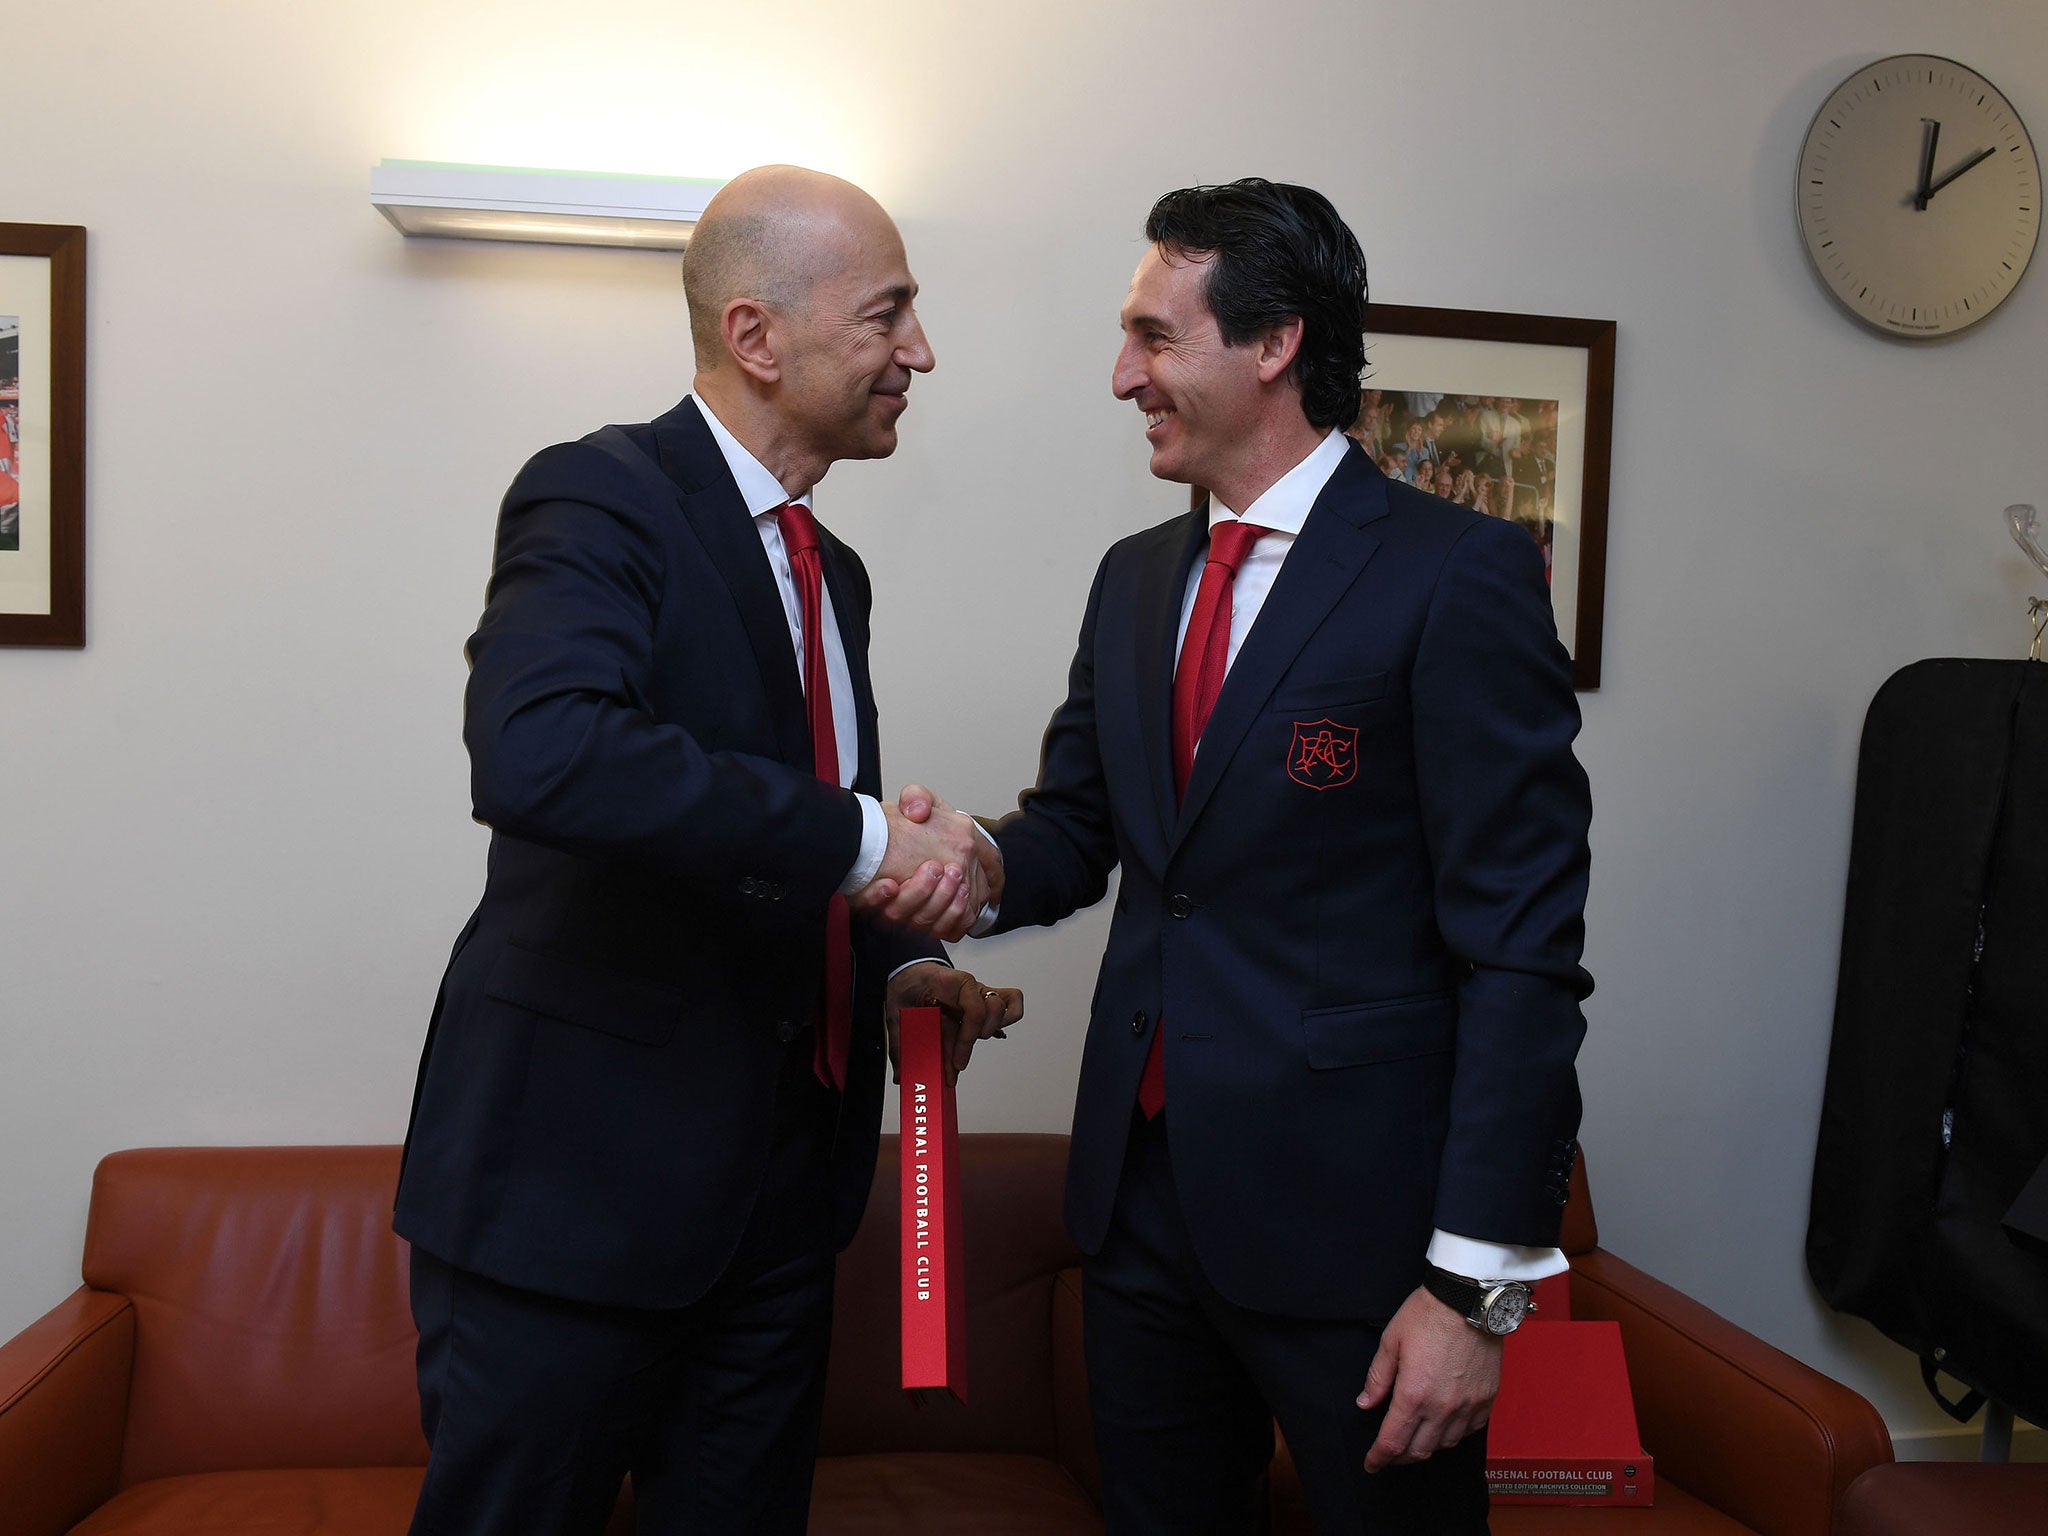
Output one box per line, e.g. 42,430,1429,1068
1354,305,1614,690
0,223,87,648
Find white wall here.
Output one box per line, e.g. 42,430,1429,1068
4,0,2044,1454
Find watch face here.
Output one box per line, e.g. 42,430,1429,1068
1483,1285,1530,1335
1797,54,2041,337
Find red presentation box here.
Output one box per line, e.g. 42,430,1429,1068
1487,1320,1654,1507
1529,1269,1571,1322
898,1006,967,1402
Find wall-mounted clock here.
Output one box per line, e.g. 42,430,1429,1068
1797,54,2040,338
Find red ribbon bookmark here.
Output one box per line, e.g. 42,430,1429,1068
898,1006,967,1402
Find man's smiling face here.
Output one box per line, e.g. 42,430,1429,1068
1109,244,1265,489
774,205,934,467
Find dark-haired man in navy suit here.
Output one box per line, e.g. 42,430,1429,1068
394,165,1020,1536
890,179,1592,1532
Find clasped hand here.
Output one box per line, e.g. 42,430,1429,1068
847,784,1005,943
886,961,1023,1086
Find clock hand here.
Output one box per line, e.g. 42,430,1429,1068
1924,145,1997,202
1916,118,1941,210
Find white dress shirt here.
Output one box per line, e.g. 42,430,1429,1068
693,397,888,892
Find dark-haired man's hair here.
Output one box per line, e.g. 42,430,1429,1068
1144,178,1368,431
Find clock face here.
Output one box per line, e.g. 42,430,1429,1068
1798,54,2040,338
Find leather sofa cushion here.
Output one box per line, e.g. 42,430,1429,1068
68,1467,425,1535
1491,1484,1758,1533
64,1457,1103,1536
1836,1463,2048,1535
810,1453,1101,1534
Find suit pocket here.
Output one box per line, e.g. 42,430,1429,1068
1302,991,1455,1070
484,942,684,1047
1270,670,1388,714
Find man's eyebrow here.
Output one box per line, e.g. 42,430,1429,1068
1121,309,1169,332
864,283,916,309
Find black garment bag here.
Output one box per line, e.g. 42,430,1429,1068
1807,658,2048,1425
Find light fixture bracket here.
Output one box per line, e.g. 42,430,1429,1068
370,161,724,250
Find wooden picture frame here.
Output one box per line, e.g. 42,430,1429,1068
0,223,87,647
1359,305,1615,690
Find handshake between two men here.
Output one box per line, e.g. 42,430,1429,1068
856,784,1003,942
851,783,1017,1083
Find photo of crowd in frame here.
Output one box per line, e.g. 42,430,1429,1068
2,318,21,553
1349,389,1560,574
1363,303,1615,690
0,222,87,648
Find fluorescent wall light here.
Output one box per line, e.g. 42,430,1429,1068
370,161,725,250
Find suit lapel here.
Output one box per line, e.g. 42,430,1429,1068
648,398,812,769
1135,508,1212,849
1171,446,1388,848
817,533,882,797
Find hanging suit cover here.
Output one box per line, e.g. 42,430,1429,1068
1807,658,2048,1424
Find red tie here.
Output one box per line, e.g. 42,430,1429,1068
1141,517,1271,1118
774,502,854,1091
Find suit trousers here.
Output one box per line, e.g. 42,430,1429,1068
407,1037,841,1536
1082,1109,1491,1535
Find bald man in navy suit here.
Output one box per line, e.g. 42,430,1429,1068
395,167,1021,1536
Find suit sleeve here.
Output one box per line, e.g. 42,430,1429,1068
988,554,1121,930
1410,515,1593,1246
817,530,947,977
858,922,947,980
463,442,864,912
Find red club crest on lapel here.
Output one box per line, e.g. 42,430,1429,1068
1288,719,1358,790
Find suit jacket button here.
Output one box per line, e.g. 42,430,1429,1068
741,877,760,896
1131,1010,1148,1036
1168,894,1193,919
775,1019,800,1044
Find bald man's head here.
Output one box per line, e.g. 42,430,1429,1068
683,165,932,483
684,166,889,370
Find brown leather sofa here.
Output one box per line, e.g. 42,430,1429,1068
0,1136,1889,1535
1833,1462,2048,1534
0,1137,1098,1536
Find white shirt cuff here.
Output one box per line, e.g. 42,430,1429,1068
839,794,887,895
967,819,1001,936
1426,1230,1569,1282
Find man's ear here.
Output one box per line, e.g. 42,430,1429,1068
1255,315,1305,384
723,298,781,384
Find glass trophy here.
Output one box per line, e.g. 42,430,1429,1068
2009,504,2048,660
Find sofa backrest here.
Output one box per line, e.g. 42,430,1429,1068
79,1135,1081,1483
1563,1147,1598,1256
82,1145,427,1486
75,1134,1581,1479
821,1133,1080,1459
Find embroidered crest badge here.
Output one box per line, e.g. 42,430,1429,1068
1287,718,1358,790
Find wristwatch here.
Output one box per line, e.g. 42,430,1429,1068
1422,1263,1536,1336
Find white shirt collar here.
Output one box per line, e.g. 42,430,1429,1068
1207,428,1349,536
691,394,811,517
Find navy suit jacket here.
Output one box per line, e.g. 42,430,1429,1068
394,397,937,1310
991,443,1592,1321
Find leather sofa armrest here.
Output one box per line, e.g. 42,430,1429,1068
1571,1248,1891,1536
1051,1267,1101,1509
0,1287,136,1536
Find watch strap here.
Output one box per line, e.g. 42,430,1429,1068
1421,1263,1483,1321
